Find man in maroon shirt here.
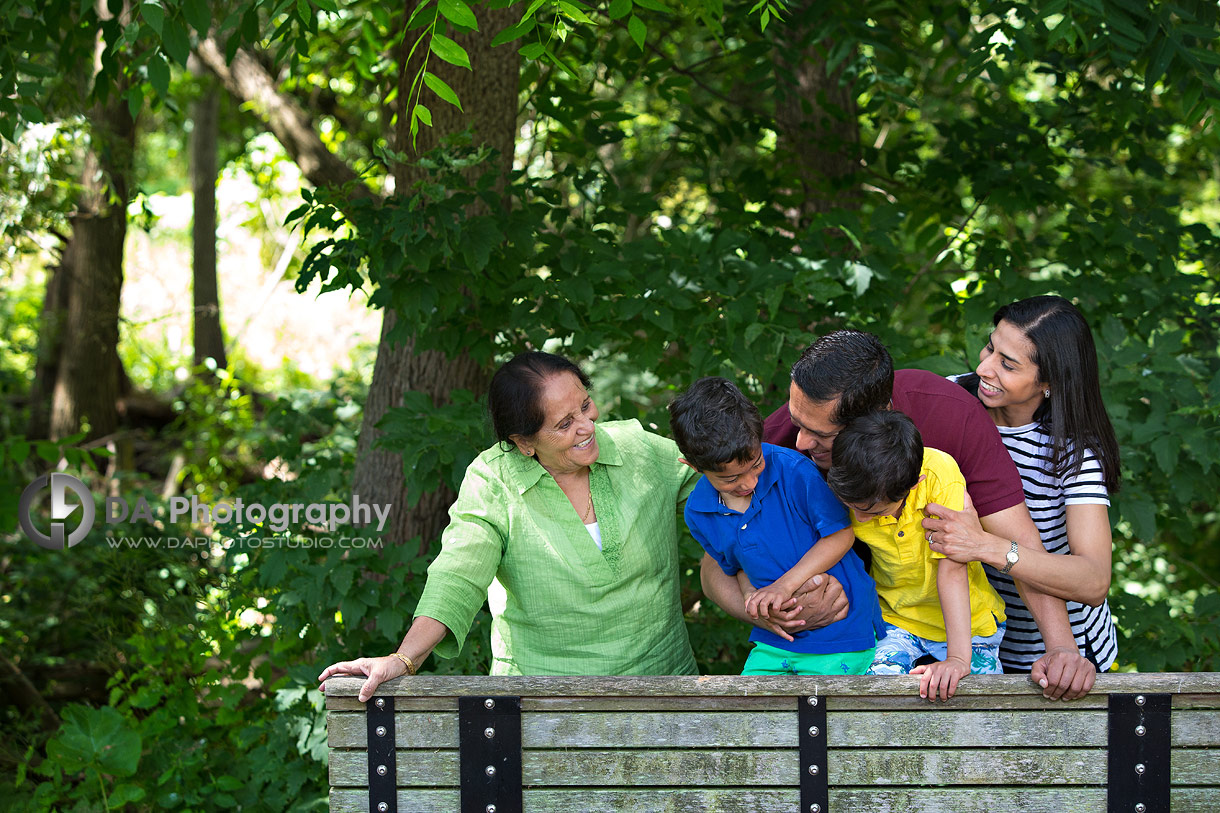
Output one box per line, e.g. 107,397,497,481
700,330,1096,698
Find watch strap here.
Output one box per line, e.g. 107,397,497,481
999,539,1019,575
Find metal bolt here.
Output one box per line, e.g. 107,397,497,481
1135,763,1146,775
484,727,496,739
807,764,820,776
1135,804,1146,813
375,698,385,709
375,725,387,737
810,805,822,813
485,765,497,777
484,698,496,709
377,804,388,813
1135,695,1146,706
808,725,820,737
1135,725,1146,736
376,764,387,776
486,806,497,813
807,696,819,706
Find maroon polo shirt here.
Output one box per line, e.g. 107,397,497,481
761,369,1025,519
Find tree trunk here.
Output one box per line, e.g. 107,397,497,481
352,4,520,551
48,96,135,441
190,58,227,371
26,259,70,440
774,0,861,223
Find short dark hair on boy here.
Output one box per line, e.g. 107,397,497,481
790,330,894,425
668,377,763,472
827,411,923,506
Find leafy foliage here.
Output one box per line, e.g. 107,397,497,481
3,0,1219,807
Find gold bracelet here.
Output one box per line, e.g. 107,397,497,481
389,652,417,676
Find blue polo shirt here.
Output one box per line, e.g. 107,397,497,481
686,443,882,654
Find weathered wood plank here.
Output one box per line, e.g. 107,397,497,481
325,693,1107,712
1175,749,1220,785
831,747,1104,785
830,709,1105,748
328,709,1109,748
322,672,1220,699
328,712,456,749
329,746,1113,788
332,786,1175,813
1174,711,1220,746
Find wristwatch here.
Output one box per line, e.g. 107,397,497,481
999,540,1020,574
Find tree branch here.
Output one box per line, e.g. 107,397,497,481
194,37,379,204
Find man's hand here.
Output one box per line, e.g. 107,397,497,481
786,573,848,630
1030,647,1096,700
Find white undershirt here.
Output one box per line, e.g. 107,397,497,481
584,521,602,550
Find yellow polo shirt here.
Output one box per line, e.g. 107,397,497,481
851,447,1007,642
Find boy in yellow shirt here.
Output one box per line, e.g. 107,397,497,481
826,411,1007,701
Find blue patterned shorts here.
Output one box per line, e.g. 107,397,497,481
866,620,1006,675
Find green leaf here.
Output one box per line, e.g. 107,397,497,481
627,15,646,50
147,53,170,98
46,706,142,777
183,0,212,35
558,1,594,24
161,19,191,66
8,440,30,464
489,17,534,47
423,71,463,111
608,0,632,20
330,565,354,597
110,784,145,807
413,102,433,127
430,31,472,69
438,0,478,30
141,1,165,35
520,41,545,59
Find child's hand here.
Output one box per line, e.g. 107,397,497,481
744,585,797,621
910,656,970,702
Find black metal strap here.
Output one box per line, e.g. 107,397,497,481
459,695,523,813
799,694,828,813
1108,693,1171,813
366,696,397,813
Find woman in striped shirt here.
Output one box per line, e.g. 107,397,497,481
926,296,1121,673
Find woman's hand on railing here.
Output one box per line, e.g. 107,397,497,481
318,655,411,703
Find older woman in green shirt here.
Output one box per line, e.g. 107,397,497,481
318,351,700,701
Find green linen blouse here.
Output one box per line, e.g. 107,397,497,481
413,419,701,675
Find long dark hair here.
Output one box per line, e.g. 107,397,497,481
965,296,1121,492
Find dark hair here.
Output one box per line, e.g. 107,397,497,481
668,377,763,472
963,296,1121,492
488,351,591,450
827,411,923,506
790,330,894,426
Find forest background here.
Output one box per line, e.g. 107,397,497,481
2,0,1219,809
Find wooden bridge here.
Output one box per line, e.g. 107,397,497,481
324,673,1220,812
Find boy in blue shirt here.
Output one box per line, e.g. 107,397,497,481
669,377,882,675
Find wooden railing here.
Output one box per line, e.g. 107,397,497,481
324,673,1220,812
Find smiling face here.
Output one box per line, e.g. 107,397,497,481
700,447,766,503
788,382,842,470
511,372,600,476
976,319,1049,426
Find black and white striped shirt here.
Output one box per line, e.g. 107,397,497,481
986,421,1118,672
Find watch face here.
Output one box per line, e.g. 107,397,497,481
1007,550,1019,563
